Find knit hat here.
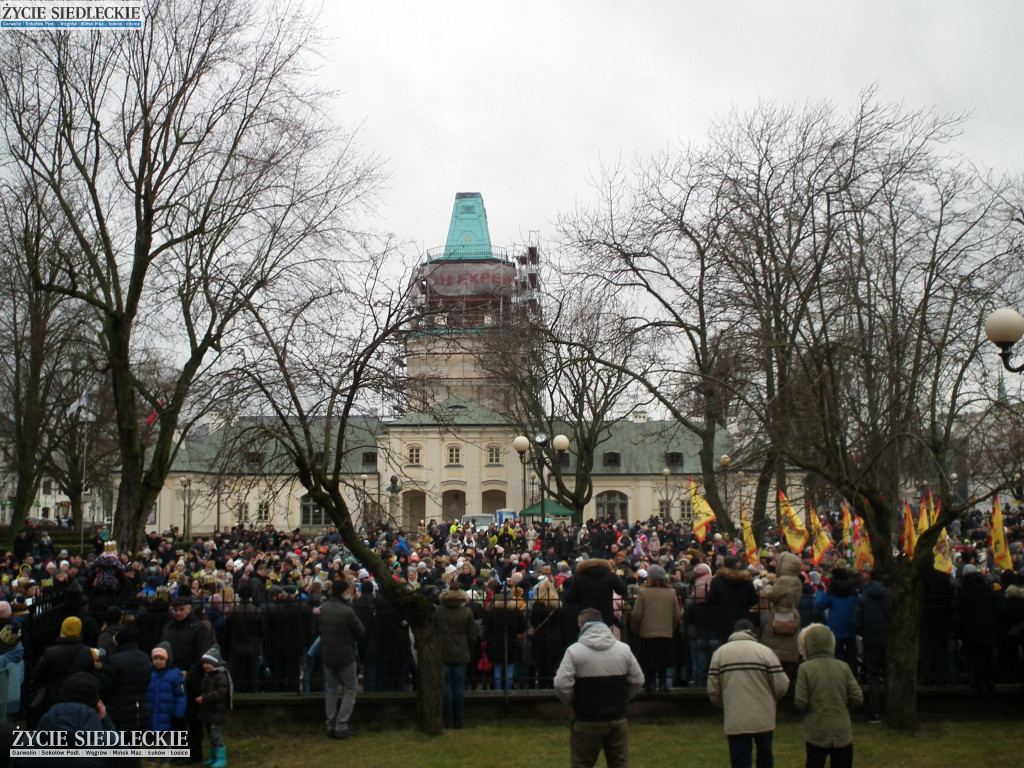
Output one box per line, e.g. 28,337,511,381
201,646,224,666
60,672,101,707
962,564,979,575
151,641,172,663
647,565,667,582
61,616,83,638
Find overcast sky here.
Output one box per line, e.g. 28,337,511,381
322,1,1024,253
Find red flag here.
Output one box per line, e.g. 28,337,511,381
146,399,164,426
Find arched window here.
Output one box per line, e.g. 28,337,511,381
596,490,629,519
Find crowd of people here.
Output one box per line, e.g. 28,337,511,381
0,506,1021,763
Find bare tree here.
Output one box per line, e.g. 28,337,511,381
0,0,382,548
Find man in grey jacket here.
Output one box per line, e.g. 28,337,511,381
554,607,645,768
318,579,365,739
707,618,790,768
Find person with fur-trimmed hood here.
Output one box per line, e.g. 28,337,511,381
795,623,863,767
436,587,477,728
706,555,758,646
563,557,629,629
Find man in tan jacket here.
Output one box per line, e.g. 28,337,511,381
707,619,790,768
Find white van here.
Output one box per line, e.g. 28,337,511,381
460,514,496,531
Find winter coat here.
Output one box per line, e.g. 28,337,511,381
148,665,187,731
563,559,629,626
317,596,365,669
815,573,859,640
706,566,758,644
29,702,120,768
436,589,476,664
795,624,863,748
854,580,890,651
482,592,527,665
160,610,213,695
96,640,151,732
0,638,25,713
30,637,96,713
630,582,681,639
197,667,230,726
760,552,803,663
708,629,789,735
222,600,263,659
956,572,1001,647
554,619,644,721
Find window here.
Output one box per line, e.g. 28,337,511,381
257,501,270,522
487,445,501,465
659,499,672,517
245,451,262,467
42,480,53,495
666,451,684,468
235,501,249,525
362,451,377,467
558,452,570,469
596,490,629,519
678,497,693,522
447,445,462,466
407,446,421,466
603,451,621,468
301,495,326,527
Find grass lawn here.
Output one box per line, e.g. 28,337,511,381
226,716,1019,767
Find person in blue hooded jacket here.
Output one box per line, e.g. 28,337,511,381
814,568,860,677
147,642,187,733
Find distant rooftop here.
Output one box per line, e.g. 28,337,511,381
426,192,508,262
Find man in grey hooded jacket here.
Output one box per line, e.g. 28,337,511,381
554,607,644,768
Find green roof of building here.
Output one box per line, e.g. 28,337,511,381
385,395,511,428
433,192,497,262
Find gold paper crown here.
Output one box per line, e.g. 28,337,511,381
104,540,118,553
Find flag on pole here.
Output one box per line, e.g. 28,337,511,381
741,504,758,565
689,479,717,543
852,514,874,570
902,499,917,558
840,500,852,553
146,399,164,427
66,391,88,417
991,495,1013,571
808,504,833,567
778,490,808,553
933,528,954,574
916,494,930,537
926,487,937,527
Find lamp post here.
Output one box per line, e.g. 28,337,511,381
359,473,369,523
661,468,671,518
719,455,731,521
984,307,1024,372
514,433,571,523
180,476,193,542
512,434,531,511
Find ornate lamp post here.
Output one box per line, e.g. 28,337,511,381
660,468,672,518
983,307,1024,372
513,433,571,522
179,476,193,542
359,473,369,522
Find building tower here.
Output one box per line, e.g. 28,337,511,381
406,192,539,409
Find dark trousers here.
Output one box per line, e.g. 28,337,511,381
727,731,774,768
806,742,853,768
862,646,885,716
570,718,629,768
443,663,468,722
835,637,858,678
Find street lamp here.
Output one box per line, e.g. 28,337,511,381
513,433,571,522
179,476,193,542
983,308,1024,373
661,468,671,518
359,473,369,522
719,455,731,520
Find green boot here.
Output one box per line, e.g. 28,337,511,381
209,747,227,768
201,749,216,767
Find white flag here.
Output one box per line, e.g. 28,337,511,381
66,391,88,417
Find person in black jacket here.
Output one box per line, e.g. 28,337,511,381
161,597,213,765
563,558,629,630
27,672,120,768
956,565,1001,693
706,556,758,646
28,617,96,726
855,574,890,721
97,626,151,738
222,584,263,693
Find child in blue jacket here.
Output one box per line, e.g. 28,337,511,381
148,641,186,766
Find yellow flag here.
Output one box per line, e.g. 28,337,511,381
778,490,808,553
840,501,852,551
916,495,929,537
991,495,1013,571
853,514,874,570
927,487,937,527
933,528,954,574
741,504,758,565
689,479,717,543
902,499,917,558
808,504,833,567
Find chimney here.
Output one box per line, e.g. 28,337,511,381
632,409,647,424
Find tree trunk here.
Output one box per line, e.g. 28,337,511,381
411,620,444,735
884,559,922,730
